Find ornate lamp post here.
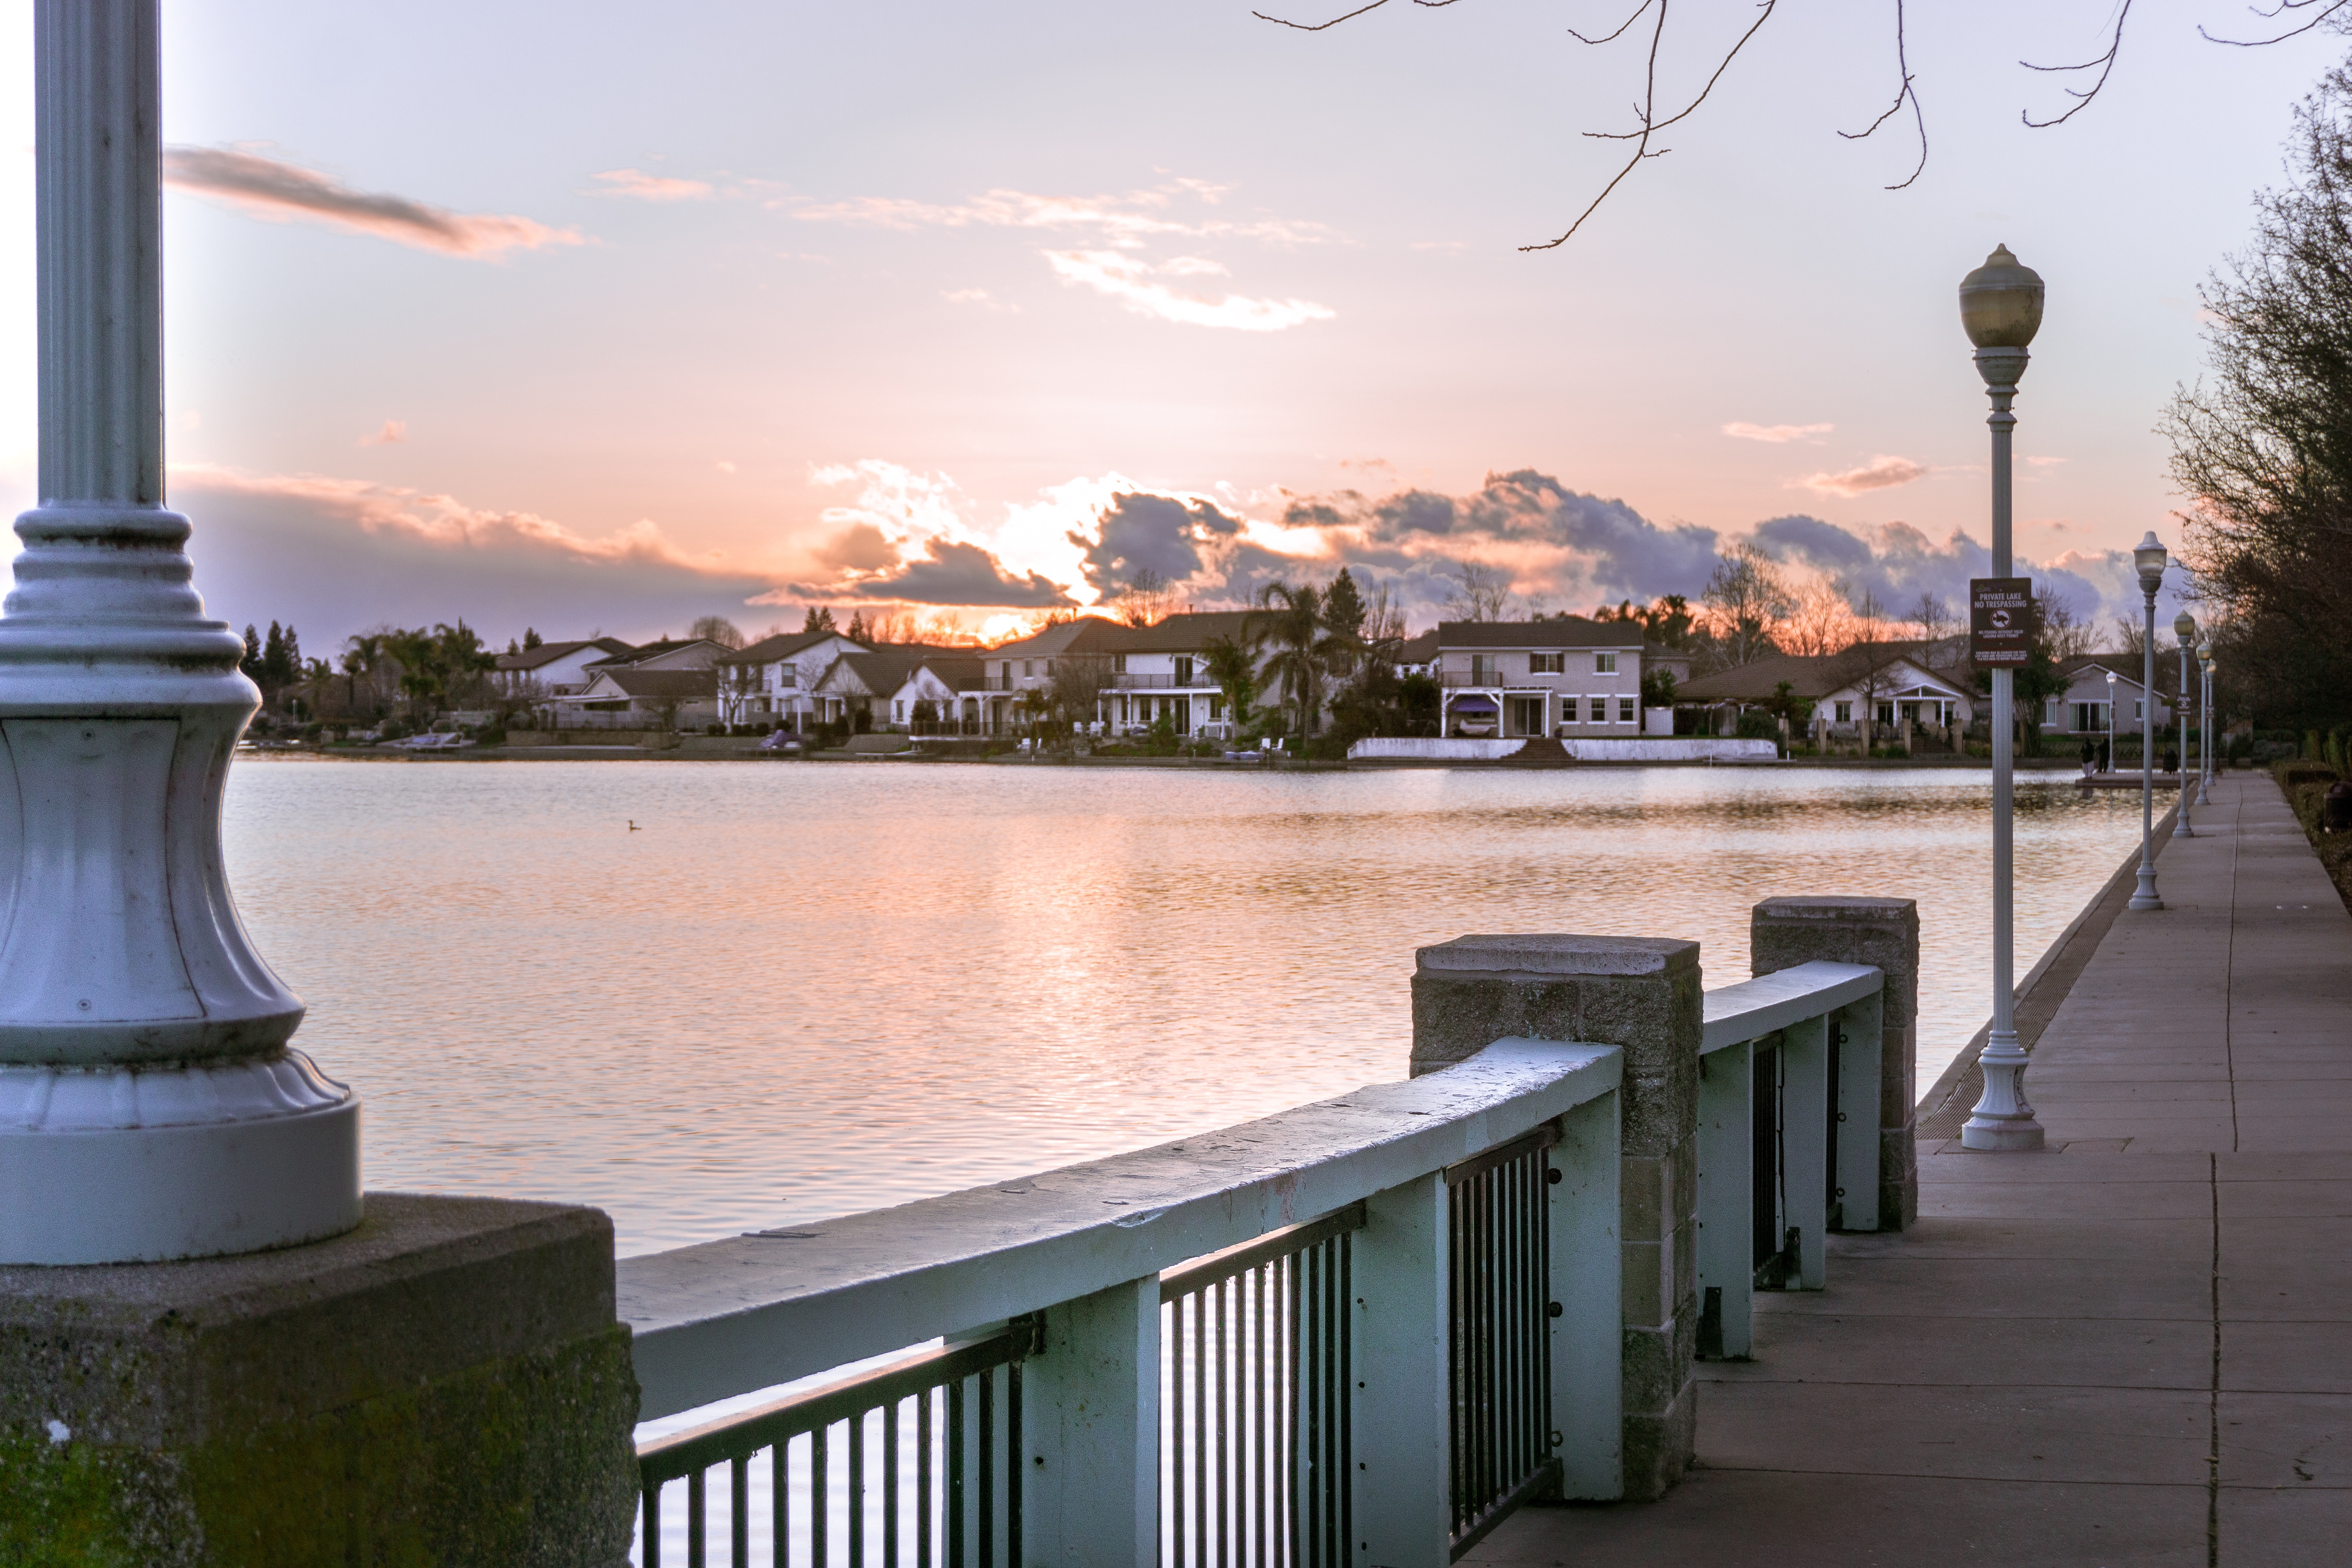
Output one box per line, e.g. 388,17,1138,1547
1959,244,2045,1152
2128,533,2169,910
0,0,360,1263
2173,611,2197,838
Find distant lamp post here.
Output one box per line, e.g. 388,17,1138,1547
1959,244,2046,1152
2200,649,2217,805
2117,672,2135,775
2173,611,2197,838
2128,533,2169,910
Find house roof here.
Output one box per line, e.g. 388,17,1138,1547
586,638,723,670
717,630,866,667
1393,631,1439,665
1067,610,1259,654
905,654,987,692
1436,616,1643,650
1677,647,1965,704
2060,653,2155,689
820,643,957,696
495,637,633,673
1643,641,1692,663
985,619,1114,659
591,668,718,699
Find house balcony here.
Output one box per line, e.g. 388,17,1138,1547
1107,673,1218,690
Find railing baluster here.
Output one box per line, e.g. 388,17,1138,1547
773,1440,788,1568
730,1453,748,1568
848,1408,865,1566
644,1479,662,1568
947,1378,965,1565
812,1425,828,1568
884,1396,899,1565
1007,1359,1023,1568
918,1387,933,1568
689,1467,706,1567
978,1368,995,1568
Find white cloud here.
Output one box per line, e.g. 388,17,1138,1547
1798,456,1928,497
1723,421,1833,443
942,287,1019,312
358,419,406,447
590,167,714,202
791,180,1333,248
1042,251,1334,332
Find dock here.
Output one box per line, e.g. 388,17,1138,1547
1469,771,2352,1564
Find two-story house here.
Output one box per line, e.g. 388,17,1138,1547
1435,619,1648,739
964,619,1107,735
1077,611,1262,739
492,637,635,700
713,630,872,730
2044,654,2173,738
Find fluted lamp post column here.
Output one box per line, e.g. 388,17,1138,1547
1959,243,2045,1152
2105,668,2117,772
0,0,360,1264
2128,533,2168,911
2173,611,2197,839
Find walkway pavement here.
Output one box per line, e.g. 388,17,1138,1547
1469,772,2352,1566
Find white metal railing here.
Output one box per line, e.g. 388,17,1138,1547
620,1038,1623,1566
1693,960,1885,1360
615,957,1883,1565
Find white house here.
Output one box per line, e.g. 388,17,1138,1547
1678,644,1976,745
887,653,990,734
1434,619,1649,740
1077,611,1263,739
547,666,719,729
492,637,635,699
714,630,871,730
2043,654,2173,737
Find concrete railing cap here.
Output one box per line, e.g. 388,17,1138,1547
1415,933,1699,976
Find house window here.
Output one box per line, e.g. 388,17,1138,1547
1114,654,1129,674
1588,696,1607,723
893,701,904,721
1835,701,1852,723
778,664,796,687
1596,652,1619,674
1530,652,1564,674
1470,655,1499,684
1618,696,1635,723
1023,660,1034,677
1175,656,1194,685
1561,696,1577,725
1877,703,1895,726
2072,702,2109,733
2135,700,2145,720
1210,697,1224,720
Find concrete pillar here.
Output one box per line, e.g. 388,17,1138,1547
1411,935,1702,1501
0,1195,641,1565
1749,897,1921,1229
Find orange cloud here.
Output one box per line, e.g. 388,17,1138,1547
1723,421,1832,443
1798,456,1928,497
163,146,581,259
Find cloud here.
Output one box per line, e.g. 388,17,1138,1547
791,180,1333,247
163,146,582,259
775,541,1076,608
358,420,405,447
1723,422,1832,443
1799,456,1928,497
1043,251,1333,331
1073,492,1246,595
942,287,1019,312
590,167,712,202
167,465,772,649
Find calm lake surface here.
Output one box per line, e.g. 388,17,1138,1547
224,758,2145,1256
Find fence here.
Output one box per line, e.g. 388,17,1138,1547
616,949,1885,1566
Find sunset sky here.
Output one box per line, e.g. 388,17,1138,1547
0,1,2331,649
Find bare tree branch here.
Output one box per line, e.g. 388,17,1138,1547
1567,0,1655,48
2201,0,2352,47
1252,0,1460,31
2020,0,2136,128
1838,0,1927,190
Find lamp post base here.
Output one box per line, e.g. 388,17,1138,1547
2128,864,2163,912
0,1052,359,1264
1960,1041,2045,1152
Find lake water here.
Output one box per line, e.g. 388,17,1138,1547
223,757,2146,1257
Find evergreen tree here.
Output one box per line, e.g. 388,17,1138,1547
804,605,839,634
522,627,543,650
240,625,263,684
845,610,870,643
1322,567,1367,641
507,638,520,656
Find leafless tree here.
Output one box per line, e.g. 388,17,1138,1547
1118,568,1176,628
2037,589,2098,660
1049,648,1118,733
1781,575,1855,657
1364,578,1411,646
688,614,746,650
1700,544,1792,668
1442,561,1514,622
1251,1,2335,247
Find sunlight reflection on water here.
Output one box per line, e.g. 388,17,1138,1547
224,758,2143,1254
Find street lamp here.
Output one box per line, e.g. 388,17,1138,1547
2129,532,2169,910
2173,611,2197,838
1959,244,2046,1152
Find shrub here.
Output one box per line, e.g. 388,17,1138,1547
2274,759,2339,795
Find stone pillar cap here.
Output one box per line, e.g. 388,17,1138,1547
1415,934,1699,976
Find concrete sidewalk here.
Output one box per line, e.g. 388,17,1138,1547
1469,772,2352,1566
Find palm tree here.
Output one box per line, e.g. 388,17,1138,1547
1200,634,1259,740
1248,581,1346,739
342,631,386,717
